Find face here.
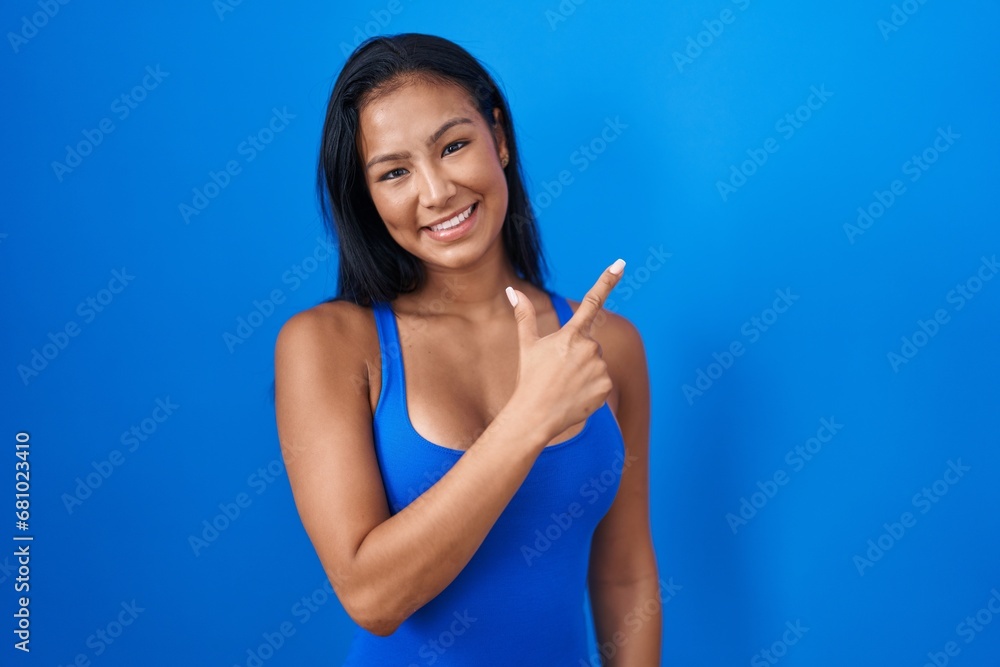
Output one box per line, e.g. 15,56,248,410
356,76,509,270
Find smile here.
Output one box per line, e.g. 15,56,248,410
426,203,476,232
421,202,479,242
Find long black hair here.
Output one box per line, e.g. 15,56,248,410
316,32,549,306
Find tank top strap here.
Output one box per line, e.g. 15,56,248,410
370,300,404,414
548,290,574,327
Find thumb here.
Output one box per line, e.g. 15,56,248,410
506,287,539,348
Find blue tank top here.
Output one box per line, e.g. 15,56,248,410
341,290,625,666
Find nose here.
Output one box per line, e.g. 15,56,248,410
416,160,457,209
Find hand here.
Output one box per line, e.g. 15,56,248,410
505,259,625,444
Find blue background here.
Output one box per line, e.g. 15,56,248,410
3,1,998,665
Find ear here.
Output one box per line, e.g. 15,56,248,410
491,107,508,158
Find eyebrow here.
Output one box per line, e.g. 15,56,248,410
364,116,475,172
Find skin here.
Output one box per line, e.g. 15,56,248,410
273,75,659,662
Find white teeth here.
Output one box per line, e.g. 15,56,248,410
428,204,474,232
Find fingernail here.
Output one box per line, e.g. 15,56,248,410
505,286,518,307
609,258,626,275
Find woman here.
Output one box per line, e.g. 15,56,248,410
274,33,660,665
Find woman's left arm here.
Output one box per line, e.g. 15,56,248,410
588,312,661,666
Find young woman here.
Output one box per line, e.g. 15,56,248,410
274,33,660,665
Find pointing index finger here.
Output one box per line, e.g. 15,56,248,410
567,258,625,334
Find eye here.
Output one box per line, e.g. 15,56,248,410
443,141,468,156
379,167,407,182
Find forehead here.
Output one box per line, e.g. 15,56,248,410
357,78,480,154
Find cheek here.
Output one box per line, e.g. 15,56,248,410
369,190,410,230
463,160,506,204
484,169,509,212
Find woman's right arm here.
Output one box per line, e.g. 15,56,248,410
273,265,622,637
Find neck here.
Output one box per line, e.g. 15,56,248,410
397,242,535,322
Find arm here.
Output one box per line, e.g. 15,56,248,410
274,305,549,637
587,314,661,665
275,265,622,638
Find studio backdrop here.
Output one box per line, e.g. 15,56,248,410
3,1,998,665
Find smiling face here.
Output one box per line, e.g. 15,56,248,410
357,75,510,271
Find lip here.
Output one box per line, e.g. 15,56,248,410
422,203,478,242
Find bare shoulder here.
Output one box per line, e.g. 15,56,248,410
563,298,647,365
274,299,381,408
275,299,375,364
